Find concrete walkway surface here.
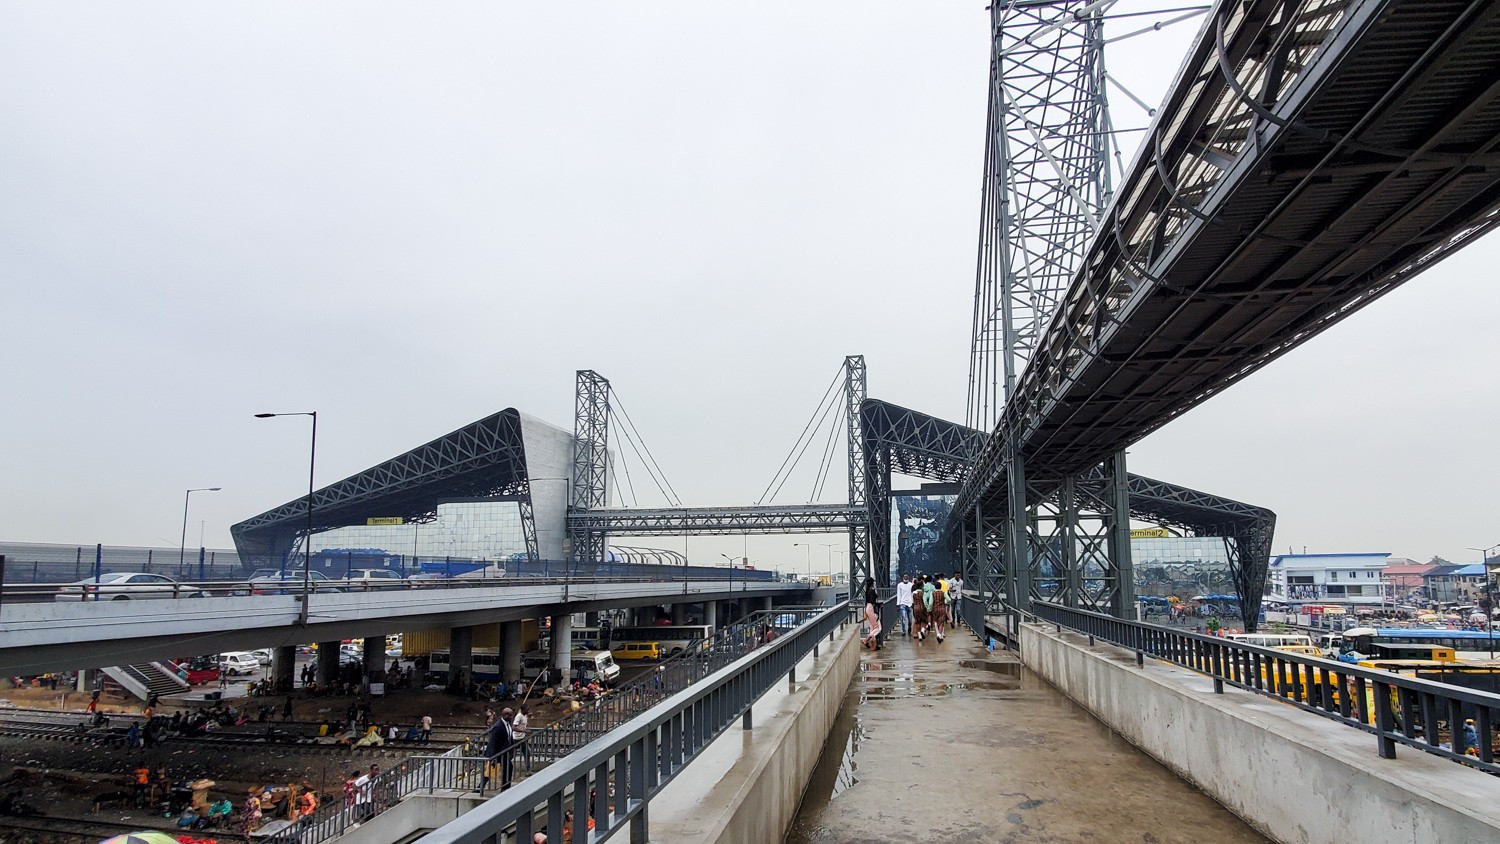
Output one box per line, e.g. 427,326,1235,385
785,626,1270,843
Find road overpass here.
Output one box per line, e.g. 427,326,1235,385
0,578,811,676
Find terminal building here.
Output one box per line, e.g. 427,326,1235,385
231,408,583,573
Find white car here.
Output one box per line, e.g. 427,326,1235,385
341,568,405,589
249,649,275,665
219,652,261,676
55,572,208,602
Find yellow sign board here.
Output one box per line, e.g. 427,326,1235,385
366,517,405,526
1130,527,1173,539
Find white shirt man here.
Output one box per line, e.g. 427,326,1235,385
895,575,915,637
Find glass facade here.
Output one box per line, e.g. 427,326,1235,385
308,499,529,565
1132,535,1232,597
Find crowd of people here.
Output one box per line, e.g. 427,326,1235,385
888,572,965,644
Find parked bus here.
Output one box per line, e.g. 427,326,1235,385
1223,632,1315,649
610,625,714,656
429,648,502,680
538,626,605,652
1342,628,1500,663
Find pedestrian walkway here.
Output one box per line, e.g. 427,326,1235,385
786,625,1269,843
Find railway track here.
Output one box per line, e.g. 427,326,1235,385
0,814,170,844
0,709,470,757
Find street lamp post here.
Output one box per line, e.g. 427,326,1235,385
1468,542,1500,658
794,542,837,578
255,411,317,625
180,487,222,578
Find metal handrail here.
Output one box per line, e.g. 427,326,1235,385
1031,601,1500,775
271,605,839,844
420,601,853,844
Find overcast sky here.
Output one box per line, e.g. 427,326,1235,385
3,3,1496,572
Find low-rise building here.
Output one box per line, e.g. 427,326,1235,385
1381,561,1436,604
1264,552,1390,607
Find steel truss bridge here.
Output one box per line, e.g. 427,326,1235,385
568,504,867,536
862,399,1274,623
953,0,1500,631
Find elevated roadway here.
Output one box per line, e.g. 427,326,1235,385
0,578,811,676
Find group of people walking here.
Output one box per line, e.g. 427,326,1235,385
861,572,965,648
897,572,962,642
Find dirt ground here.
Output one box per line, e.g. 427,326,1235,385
0,677,601,838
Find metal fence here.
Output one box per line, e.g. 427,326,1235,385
415,601,852,844
1031,601,1500,776
262,603,845,844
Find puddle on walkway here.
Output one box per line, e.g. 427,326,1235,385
784,685,863,844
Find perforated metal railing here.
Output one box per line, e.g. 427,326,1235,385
1031,601,1500,776
415,601,853,844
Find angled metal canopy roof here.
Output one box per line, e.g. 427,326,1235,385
231,408,537,566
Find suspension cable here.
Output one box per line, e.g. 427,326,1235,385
757,364,844,505
610,389,682,506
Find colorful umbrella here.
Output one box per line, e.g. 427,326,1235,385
98,832,182,844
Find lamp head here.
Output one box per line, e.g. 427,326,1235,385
254,413,276,418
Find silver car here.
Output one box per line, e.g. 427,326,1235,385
55,572,208,601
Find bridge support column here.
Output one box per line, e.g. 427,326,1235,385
704,601,718,630
316,641,340,686
271,646,295,690
362,637,385,686
585,611,599,627
672,603,686,625
449,626,473,691
1102,450,1135,619
501,620,522,685
550,614,572,690
1006,448,1031,640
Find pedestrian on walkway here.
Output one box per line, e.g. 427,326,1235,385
512,704,531,769
896,574,914,637
918,576,936,641
911,576,928,639
478,707,516,792
931,578,949,642
861,577,882,650
949,574,964,629
419,714,433,744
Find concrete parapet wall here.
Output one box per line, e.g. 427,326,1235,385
1020,623,1500,844
650,623,862,843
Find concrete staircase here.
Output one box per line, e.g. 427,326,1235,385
101,662,188,701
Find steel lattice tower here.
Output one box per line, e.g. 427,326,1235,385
967,0,1111,431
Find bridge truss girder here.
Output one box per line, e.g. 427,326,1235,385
567,504,865,540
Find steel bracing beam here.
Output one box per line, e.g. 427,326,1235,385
567,504,866,536
571,370,611,564
968,0,1111,433
845,356,872,586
